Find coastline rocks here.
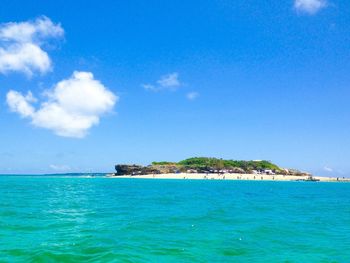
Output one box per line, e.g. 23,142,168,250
285,168,311,176
114,164,160,176
115,165,142,175
151,165,179,174
230,167,245,174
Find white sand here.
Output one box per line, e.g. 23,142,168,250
107,173,349,182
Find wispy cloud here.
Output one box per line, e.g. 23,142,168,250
7,71,117,138
142,84,157,92
186,91,199,100
50,164,71,172
157,73,180,88
142,72,181,92
0,16,63,76
294,0,327,15
323,166,333,172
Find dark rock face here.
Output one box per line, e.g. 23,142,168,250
114,164,161,176
115,165,142,175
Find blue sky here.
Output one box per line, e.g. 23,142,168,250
0,0,349,176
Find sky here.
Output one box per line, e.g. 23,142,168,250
0,0,349,176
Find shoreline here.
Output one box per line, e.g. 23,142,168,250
107,173,350,182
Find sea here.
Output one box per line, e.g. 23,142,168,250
0,175,349,262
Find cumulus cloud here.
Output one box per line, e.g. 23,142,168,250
6,90,36,117
294,0,327,14
186,91,199,100
142,72,181,92
0,16,64,76
7,71,118,138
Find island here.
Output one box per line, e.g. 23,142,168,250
108,157,349,182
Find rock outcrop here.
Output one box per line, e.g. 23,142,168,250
114,164,160,176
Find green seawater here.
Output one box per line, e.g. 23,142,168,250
0,176,349,262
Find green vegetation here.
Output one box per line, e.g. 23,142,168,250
151,161,178,165
151,157,282,173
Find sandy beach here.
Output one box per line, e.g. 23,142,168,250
108,173,349,182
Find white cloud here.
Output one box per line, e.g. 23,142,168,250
6,90,36,117
7,71,118,138
186,91,199,100
0,16,63,76
294,0,327,14
143,72,181,92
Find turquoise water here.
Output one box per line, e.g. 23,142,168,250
0,176,349,262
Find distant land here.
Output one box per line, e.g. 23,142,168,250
114,157,308,176
110,157,349,182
